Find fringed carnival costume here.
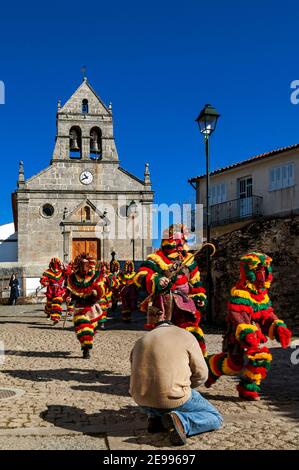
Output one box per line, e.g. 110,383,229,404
63,261,75,317
134,224,207,356
40,258,66,324
97,262,117,329
66,254,106,359
206,252,292,400
119,260,138,322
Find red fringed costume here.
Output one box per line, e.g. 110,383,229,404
63,261,75,317
97,262,119,328
119,260,138,322
206,252,292,400
40,258,66,323
134,224,207,356
66,254,106,358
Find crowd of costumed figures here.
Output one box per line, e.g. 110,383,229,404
39,224,292,400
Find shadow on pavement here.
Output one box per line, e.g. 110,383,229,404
203,344,299,422
26,311,145,332
0,320,48,325
28,325,73,331
41,404,161,440
261,346,299,422
40,404,143,434
1,368,130,396
40,404,174,447
105,310,146,332
200,392,242,404
5,350,78,359
0,307,146,332
71,375,130,397
0,310,45,316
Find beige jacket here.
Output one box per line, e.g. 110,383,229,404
130,324,208,409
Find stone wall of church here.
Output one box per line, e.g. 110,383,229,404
13,79,153,280
61,82,110,115
52,118,118,162
17,167,153,276
25,161,146,192
53,82,118,161
17,192,65,268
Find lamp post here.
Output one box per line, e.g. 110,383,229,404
101,209,108,261
127,201,138,262
195,104,220,324
60,222,68,264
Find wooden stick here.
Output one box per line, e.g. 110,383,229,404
140,242,216,309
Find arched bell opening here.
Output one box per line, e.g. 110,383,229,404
82,99,89,114
69,126,82,159
89,127,102,160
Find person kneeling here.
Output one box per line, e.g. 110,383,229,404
129,312,223,446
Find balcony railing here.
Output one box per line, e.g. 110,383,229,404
193,195,263,228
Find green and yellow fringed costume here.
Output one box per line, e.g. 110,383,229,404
64,262,75,317
134,224,207,356
119,260,138,321
206,252,292,400
67,255,106,353
40,258,66,323
98,262,119,326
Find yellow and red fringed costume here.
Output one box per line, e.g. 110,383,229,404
206,252,292,400
40,258,66,323
119,260,138,321
66,254,106,357
134,224,207,356
63,261,75,317
98,262,118,326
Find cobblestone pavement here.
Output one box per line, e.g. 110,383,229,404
0,305,298,450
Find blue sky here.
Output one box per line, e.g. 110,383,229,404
1,0,299,226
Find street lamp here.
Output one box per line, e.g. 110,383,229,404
195,104,220,324
127,201,138,262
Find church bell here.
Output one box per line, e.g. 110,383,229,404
70,138,80,151
90,138,99,152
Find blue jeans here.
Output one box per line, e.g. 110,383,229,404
141,389,223,437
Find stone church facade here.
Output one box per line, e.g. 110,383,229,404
10,78,153,295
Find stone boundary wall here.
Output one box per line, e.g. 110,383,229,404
201,216,299,325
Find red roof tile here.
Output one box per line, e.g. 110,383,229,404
188,143,299,182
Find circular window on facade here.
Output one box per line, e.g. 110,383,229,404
41,203,55,218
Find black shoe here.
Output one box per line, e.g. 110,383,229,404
147,417,165,434
162,412,187,446
82,348,91,359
